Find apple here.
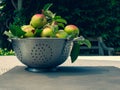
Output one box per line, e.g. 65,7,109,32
30,14,47,28
41,27,54,37
21,25,35,37
56,30,68,39
64,25,79,38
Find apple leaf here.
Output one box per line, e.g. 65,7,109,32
50,25,59,37
70,42,80,63
74,36,91,48
43,3,53,11
57,23,65,28
4,31,14,38
9,24,26,38
54,16,62,19
44,10,55,19
70,37,91,63
77,39,91,48
55,18,67,24
34,29,42,37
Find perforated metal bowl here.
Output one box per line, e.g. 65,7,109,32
12,38,73,72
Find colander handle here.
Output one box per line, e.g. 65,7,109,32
72,36,85,42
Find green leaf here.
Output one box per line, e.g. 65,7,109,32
43,3,53,11
53,25,59,33
50,25,59,37
54,16,62,19
44,10,55,19
84,39,91,48
70,42,80,63
55,18,67,24
4,31,14,38
9,24,26,38
34,29,42,37
70,37,91,63
78,39,91,48
57,23,65,28
74,37,91,48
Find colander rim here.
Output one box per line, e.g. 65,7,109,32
11,37,68,40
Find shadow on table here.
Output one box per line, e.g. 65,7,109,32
39,66,118,78
2,66,119,78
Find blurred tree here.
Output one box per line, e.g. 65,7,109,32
0,0,120,52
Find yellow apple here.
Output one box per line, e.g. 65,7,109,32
30,14,47,28
21,25,35,37
41,27,54,37
56,30,68,39
64,25,79,38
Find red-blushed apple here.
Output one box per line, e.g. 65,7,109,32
41,27,54,37
30,14,47,28
64,25,79,38
21,25,35,37
56,30,68,39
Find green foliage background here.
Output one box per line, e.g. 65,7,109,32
0,0,120,53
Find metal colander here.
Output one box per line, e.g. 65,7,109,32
12,38,73,70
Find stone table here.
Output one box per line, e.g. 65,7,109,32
0,56,120,90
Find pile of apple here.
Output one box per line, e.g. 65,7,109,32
5,3,80,39
21,9,79,39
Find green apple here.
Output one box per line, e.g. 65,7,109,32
21,25,35,37
30,14,47,28
64,25,79,38
41,27,54,37
56,30,68,39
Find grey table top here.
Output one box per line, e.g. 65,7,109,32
0,56,120,90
